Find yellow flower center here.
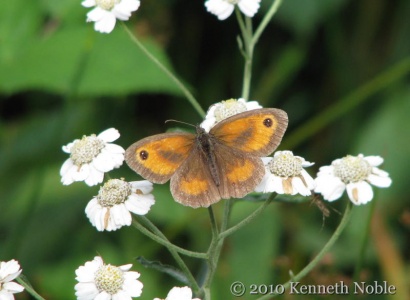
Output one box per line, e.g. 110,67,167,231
95,0,121,10
94,264,124,295
214,99,247,122
268,152,303,177
333,155,372,183
70,135,105,166
97,179,131,207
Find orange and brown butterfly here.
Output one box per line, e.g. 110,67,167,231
125,108,288,208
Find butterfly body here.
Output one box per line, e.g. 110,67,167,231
125,108,288,208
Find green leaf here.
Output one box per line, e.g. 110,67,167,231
137,256,190,285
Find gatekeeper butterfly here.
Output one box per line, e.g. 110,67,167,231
125,108,288,208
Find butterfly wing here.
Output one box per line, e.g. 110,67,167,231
210,108,288,156
213,143,265,199
170,150,221,208
170,143,265,208
125,133,195,184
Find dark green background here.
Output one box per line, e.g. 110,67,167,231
0,0,409,299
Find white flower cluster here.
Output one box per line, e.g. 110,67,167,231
81,0,262,33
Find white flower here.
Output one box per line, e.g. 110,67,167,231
0,259,25,299
86,179,155,231
82,0,140,33
60,128,125,187
75,256,143,300
200,98,262,132
205,0,261,20
315,154,392,205
154,286,200,300
255,151,315,196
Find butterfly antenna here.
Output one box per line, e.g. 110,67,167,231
165,119,196,128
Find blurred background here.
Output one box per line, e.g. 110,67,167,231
0,0,409,299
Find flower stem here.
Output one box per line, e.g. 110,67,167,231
135,217,201,293
350,198,377,297
121,23,205,117
256,201,353,299
253,0,283,44
16,276,46,300
132,219,208,259
219,193,276,239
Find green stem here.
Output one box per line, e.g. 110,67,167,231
121,23,205,118
132,219,208,259
257,202,353,299
16,276,46,300
253,0,283,44
135,217,200,293
219,193,276,239
282,56,410,149
349,198,377,299
236,10,254,100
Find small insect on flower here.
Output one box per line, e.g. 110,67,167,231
75,256,143,300
205,0,261,20
200,98,262,132
154,286,201,300
255,151,316,196
0,259,25,300
60,128,125,186
315,154,392,205
82,0,141,33
86,179,155,231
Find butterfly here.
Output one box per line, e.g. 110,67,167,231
125,108,288,208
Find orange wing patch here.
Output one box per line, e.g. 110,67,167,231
226,159,255,182
125,133,195,184
212,108,288,156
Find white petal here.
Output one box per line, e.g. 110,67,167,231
122,278,143,297
113,290,132,300
84,166,104,186
94,12,117,33
86,7,106,21
205,0,235,20
125,194,155,215
111,204,132,227
371,167,390,178
73,163,91,181
104,143,125,154
118,264,133,272
346,181,373,205
271,175,284,194
82,0,96,8
62,141,75,153
129,180,153,194
300,169,316,190
75,282,100,299
113,0,140,20
95,291,111,300
292,176,311,196
363,155,384,167
93,152,118,172
315,175,345,201
123,270,140,280
238,98,262,110
98,128,120,142
2,282,24,293
238,0,261,17
0,292,14,300
0,260,21,281
367,174,392,188
261,157,273,165
167,286,193,299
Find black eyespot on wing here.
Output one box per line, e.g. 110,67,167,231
139,150,149,160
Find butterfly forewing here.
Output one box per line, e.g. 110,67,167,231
125,133,195,184
211,108,288,157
